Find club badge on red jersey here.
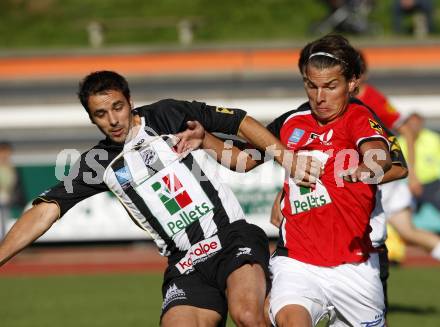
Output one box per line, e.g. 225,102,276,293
368,119,384,134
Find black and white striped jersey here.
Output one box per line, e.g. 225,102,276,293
34,99,247,256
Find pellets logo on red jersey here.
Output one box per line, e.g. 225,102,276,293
369,119,384,134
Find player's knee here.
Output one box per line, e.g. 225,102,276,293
230,306,265,327
275,305,312,327
231,310,266,327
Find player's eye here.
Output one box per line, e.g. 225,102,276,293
94,110,106,118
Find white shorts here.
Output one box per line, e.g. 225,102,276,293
380,179,413,216
269,255,385,327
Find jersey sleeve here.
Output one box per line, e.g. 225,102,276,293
32,151,108,218
349,106,389,150
146,99,247,135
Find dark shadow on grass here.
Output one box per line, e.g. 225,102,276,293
388,303,438,315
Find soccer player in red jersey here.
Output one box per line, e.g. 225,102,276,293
265,35,392,327
178,35,393,327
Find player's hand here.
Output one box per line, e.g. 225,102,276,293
288,153,323,187
174,121,205,154
339,163,384,184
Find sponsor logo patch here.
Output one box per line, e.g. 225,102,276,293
115,166,133,189
287,128,305,146
176,235,222,274
152,174,192,215
151,172,214,236
304,129,333,146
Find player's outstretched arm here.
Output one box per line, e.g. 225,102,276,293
342,140,392,183
0,202,59,266
175,120,261,171
237,116,321,186
380,164,408,184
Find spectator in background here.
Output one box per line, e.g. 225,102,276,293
399,113,440,213
392,0,435,36
314,0,374,34
0,142,25,238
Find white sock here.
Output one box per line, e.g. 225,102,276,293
430,242,440,260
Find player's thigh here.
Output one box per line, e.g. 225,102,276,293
269,256,329,326
328,254,385,326
226,262,267,312
161,305,221,327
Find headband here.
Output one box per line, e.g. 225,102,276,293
308,52,347,66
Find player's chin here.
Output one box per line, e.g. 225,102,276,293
109,134,127,144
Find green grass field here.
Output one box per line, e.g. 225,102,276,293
1,0,439,49
0,267,438,326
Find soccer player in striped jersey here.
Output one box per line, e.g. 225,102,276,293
0,71,319,327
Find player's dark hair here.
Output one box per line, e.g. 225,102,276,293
78,71,131,118
298,34,361,81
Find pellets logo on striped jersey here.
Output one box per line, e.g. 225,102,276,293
151,173,192,215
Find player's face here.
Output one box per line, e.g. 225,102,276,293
88,90,133,143
303,64,357,125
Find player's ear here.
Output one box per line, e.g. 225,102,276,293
348,77,358,94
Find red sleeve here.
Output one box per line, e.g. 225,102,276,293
358,84,402,130
348,105,389,149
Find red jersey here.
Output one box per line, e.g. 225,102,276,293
357,84,403,130
267,101,388,266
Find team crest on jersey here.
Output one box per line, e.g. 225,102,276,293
369,119,384,134
215,107,234,115
115,166,133,189
287,128,305,146
140,148,158,166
